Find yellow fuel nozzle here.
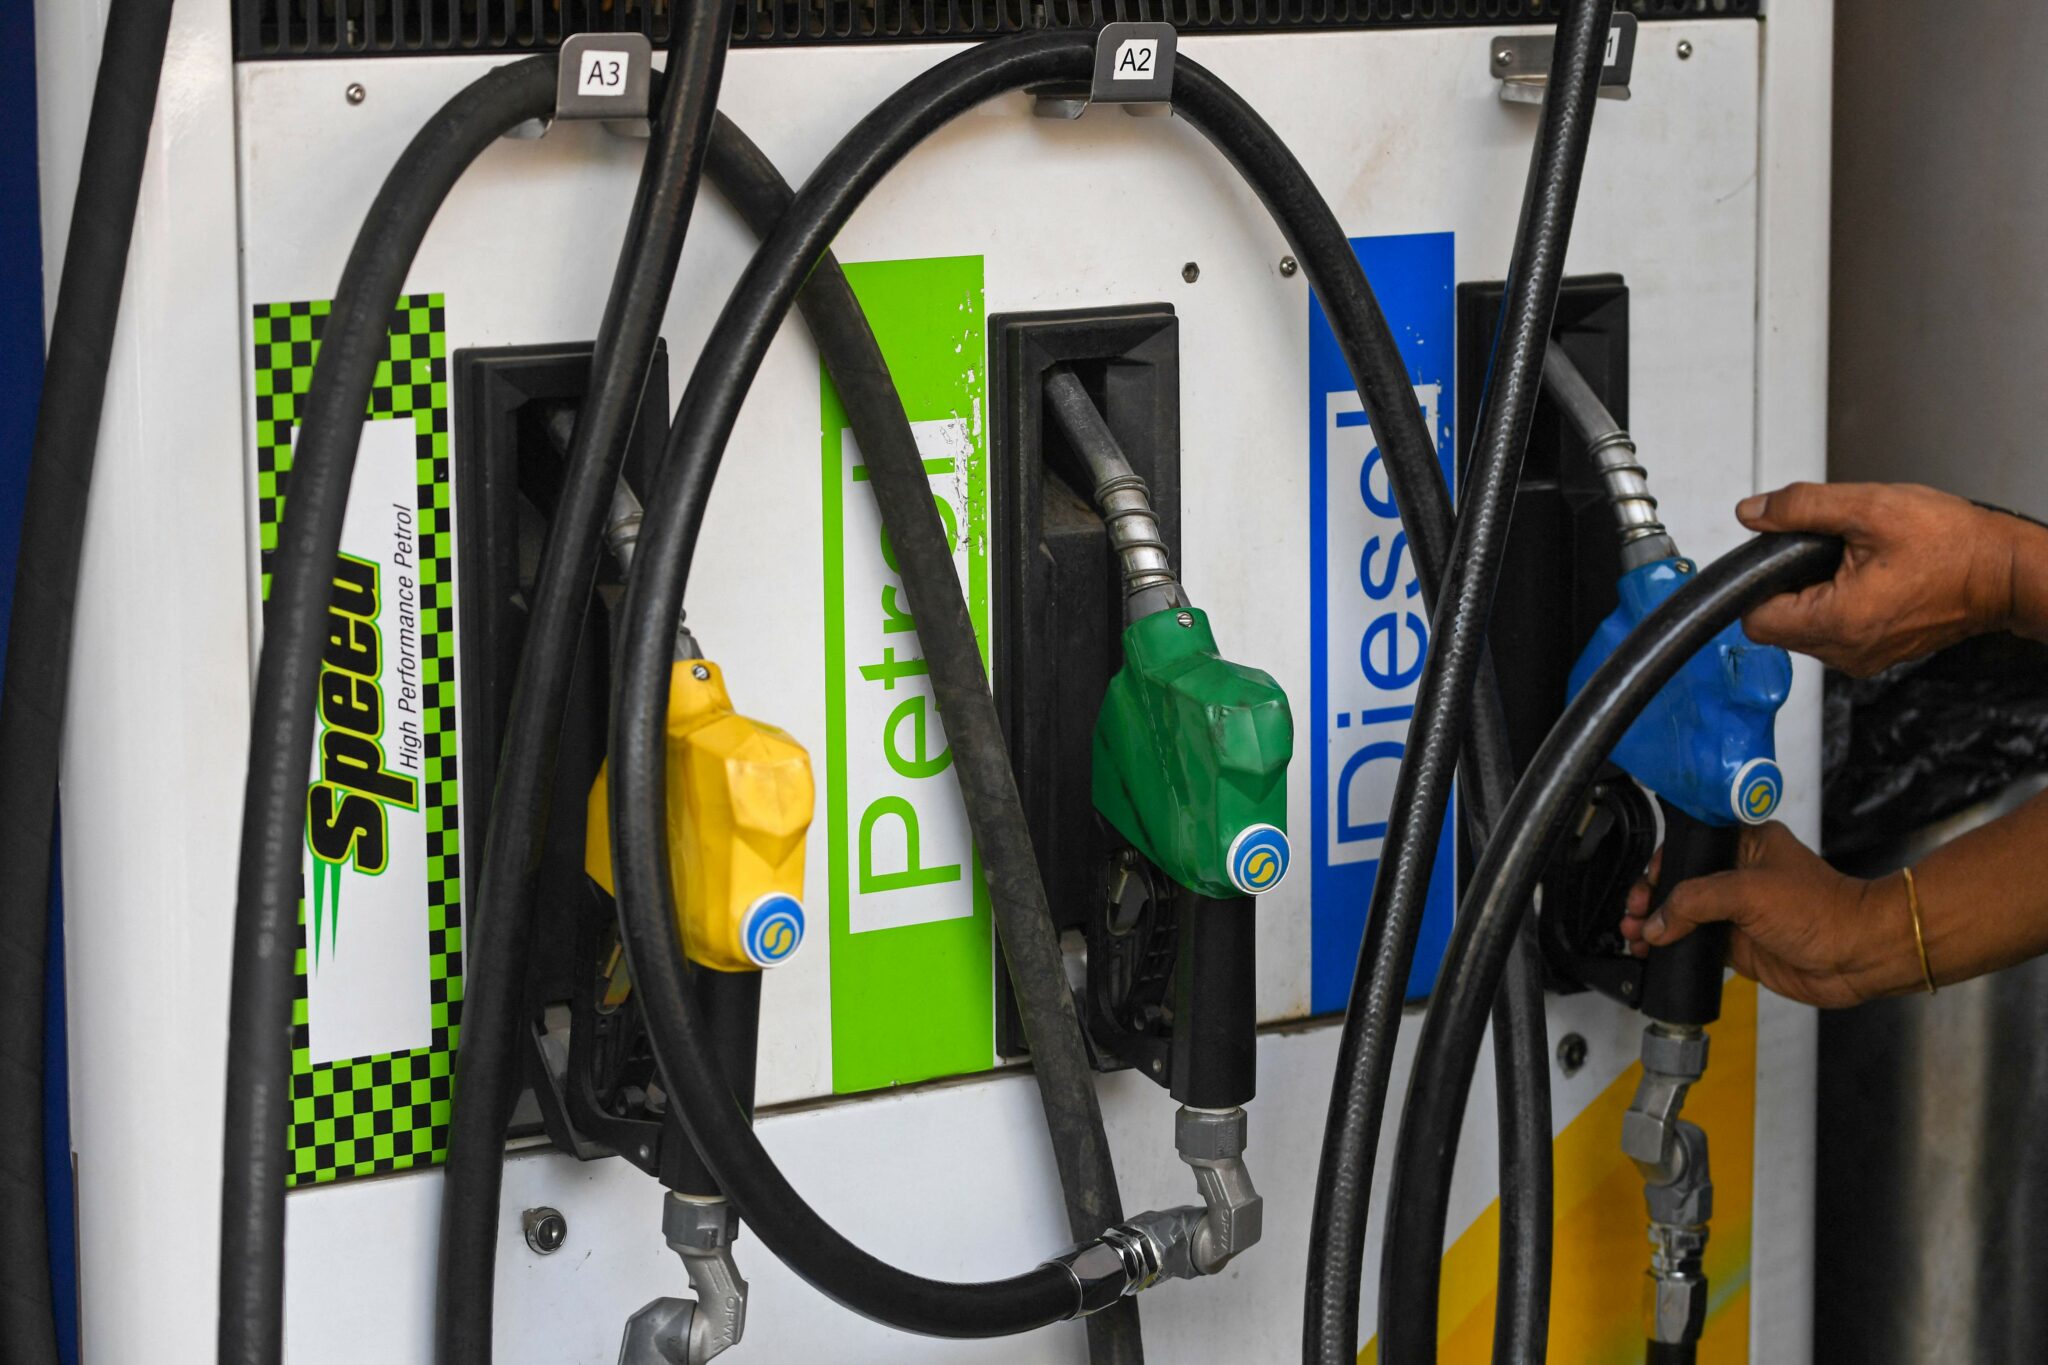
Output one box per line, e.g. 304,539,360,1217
586,659,815,972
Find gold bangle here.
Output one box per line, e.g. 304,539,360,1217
1902,865,1937,996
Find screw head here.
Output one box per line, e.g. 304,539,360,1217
345,83,367,105
1175,610,1195,628
692,663,711,680
1677,39,1695,60
1557,1033,1589,1077
1494,48,1514,68
1278,255,1299,278
522,1207,567,1255
1181,261,1201,284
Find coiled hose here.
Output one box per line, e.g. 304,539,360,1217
435,10,732,1362
602,26,1557,1339
217,56,559,1365
1377,534,1844,1363
612,31,1111,1337
697,111,1149,1361
1306,3,1614,1359
0,6,175,1364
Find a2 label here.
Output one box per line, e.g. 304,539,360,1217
1113,38,1159,80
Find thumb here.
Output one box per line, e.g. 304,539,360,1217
1642,867,1752,947
1735,481,1870,536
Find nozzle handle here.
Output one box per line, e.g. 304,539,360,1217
1640,804,1739,1027
1169,893,1257,1109
661,964,762,1197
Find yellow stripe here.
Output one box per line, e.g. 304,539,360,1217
1360,978,1756,1364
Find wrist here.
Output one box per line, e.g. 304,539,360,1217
1841,873,1920,1003
1963,505,2024,638
2001,512,2048,643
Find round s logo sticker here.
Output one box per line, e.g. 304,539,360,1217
1731,758,1784,826
742,893,806,967
1226,824,1291,895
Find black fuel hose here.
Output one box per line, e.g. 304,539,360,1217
610,30,1104,1336
434,10,731,1362
697,111,1147,1362
1487,913,1554,1363
1377,533,1844,1363
604,26,1544,1338
216,56,559,1365
1307,2,1613,1358
0,7,175,1364
1173,63,1557,1365
1172,55,1558,1360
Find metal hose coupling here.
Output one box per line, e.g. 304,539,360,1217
546,404,651,576
604,477,647,575
546,404,698,659
1622,1023,1715,1349
618,1193,749,1364
1042,364,1190,623
1044,1207,1204,1318
1092,469,1186,617
1541,341,1678,571
1044,1106,1265,1318
595,470,700,661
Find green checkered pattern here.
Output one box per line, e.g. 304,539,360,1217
252,295,465,1187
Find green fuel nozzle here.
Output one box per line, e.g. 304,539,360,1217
1042,366,1295,900
1092,606,1292,900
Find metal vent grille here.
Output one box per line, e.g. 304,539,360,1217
234,0,1756,60
236,1,673,57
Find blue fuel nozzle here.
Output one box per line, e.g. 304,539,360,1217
1567,556,1793,828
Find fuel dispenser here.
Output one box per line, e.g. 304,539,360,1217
7,3,1840,1363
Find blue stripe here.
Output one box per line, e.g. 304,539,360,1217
2,15,79,1360
1307,232,1459,1016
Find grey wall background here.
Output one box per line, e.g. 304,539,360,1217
1830,2,2048,510
1821,13,2048,1361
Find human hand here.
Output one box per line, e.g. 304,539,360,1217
1619,822,1903,1009
1735,481,2022,676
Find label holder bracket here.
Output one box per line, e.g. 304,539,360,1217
1491,13,1638,104
1033,22,1179,120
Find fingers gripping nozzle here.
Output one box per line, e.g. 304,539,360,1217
1091,606,1293,900
589,659,815,972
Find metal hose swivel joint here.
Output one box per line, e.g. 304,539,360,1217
619,1193,750,1364
1043,1106,1264,1317
1043,364,1189,623
1175,1106,1263,1276
1622,1023,1715,1351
